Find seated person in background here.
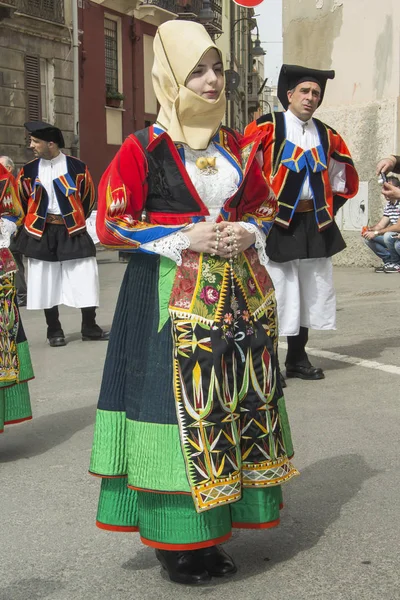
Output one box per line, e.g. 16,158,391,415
362,175,400,272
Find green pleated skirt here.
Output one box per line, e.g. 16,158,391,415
95,478,284,550
0,340,34,433
90,253,297,549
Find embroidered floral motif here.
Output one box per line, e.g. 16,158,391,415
224,312,233,324
200,286,219,305
247,277,256,295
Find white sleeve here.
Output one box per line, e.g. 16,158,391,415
0,218,17,249
238,222,269,269
141,230,191,265
328,158,347,193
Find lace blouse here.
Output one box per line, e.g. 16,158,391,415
141,142,268,267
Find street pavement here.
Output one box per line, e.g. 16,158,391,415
1,252,399,600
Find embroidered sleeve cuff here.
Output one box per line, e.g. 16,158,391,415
141,231,191,265
238,221,269,269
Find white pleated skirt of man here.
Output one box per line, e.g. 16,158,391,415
266,257,336,336
26,257,100,310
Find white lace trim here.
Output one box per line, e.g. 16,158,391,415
183,143,239,221
141,231,190,265
239,222,269,269
0,218,17,249
140,145,269,266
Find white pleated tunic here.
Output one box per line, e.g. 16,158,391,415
26,153,99,310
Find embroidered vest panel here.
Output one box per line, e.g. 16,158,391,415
266,113,334,231
23,158,87,238
134,128,245,224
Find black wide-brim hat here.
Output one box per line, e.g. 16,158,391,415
24,121,65,148
277,64,335,110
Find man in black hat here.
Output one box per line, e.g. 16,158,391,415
16,121,109,346
246,65,359,383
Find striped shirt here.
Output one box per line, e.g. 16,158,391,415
383,200,400,224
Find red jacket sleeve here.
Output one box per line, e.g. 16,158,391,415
96,135,186,250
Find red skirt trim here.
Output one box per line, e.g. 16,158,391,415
4,416,32,426
128,485,191,496
140,532,232,551
232,518,280,530
96,520,139,533
89,471,127,479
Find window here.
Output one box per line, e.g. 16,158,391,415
25,55,42,121
40,58,55,124
104,17,119,93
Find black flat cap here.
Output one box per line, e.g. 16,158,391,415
278,64,335,110
24,121,65,148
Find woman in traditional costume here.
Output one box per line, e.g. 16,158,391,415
90,20,298,585
0,163,34,434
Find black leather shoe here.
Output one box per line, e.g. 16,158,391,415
48,335,67,347
285,364,325,380
279,371,287,388
155,549,211,585
81,326,110,341
197,546,237,577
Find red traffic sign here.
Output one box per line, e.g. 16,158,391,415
232,0,264,7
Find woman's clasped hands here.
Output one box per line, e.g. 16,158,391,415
184,221,256,258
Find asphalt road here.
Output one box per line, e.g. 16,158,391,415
1,252,399,600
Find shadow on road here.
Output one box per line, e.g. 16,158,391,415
63,328,113,343
328,335,400,362
0,404,95,462
0,578,63,600
120,454,378,585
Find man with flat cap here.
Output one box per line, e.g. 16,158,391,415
246,65,359,383
16,121,109,346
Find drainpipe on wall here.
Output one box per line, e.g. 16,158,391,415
71,0,80,157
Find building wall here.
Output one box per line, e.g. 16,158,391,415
0,4,73,170
79,2,157,187
282,0,400,266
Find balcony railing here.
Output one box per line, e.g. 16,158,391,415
139,0,222,36
17,0,65,24
176,0,202,18
140,0,179,13
248,72,262,106
209,0,222,34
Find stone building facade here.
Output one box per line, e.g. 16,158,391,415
0,0,73,169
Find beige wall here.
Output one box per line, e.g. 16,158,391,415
143,33,157,116
283,0,400,105
216,0,231,69
283,0,400,266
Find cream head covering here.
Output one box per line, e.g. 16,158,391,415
152,20,226,150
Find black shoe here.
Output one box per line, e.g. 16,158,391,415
279,371,287,389
48,330,67,347
374,265,386,273
286,364,325,380
197,546,237,578
155,549,211,585
81,325,110,341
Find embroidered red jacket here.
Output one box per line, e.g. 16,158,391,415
17,155,95,239
96,125,278,250
245,112,359,231
0,163,24,226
